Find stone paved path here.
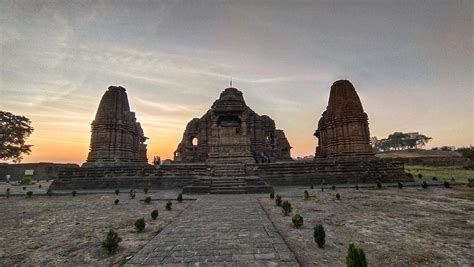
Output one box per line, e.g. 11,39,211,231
126,195,299,266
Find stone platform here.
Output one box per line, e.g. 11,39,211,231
125,195,298,266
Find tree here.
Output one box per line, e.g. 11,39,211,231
0,111,34,162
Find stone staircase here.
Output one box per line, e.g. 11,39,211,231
182,176,272,194
211,163,247,177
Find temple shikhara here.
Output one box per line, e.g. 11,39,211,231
315,80,374,158
84,86,148,167
51,81,411,192
174,87,291,164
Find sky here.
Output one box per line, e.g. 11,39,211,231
1,0,472,164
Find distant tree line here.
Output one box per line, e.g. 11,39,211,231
371,132,432,152
455,147,474,160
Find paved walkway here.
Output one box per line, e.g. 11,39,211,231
126,195,299,266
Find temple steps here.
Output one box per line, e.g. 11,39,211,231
182,176,272,194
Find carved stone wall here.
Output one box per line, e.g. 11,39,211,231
174,87,292,164
83,86,148,167
314,80,374,158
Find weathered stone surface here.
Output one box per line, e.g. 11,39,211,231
315,80,374,158
126,195,299,266
84,86,148,167
174,87,292,164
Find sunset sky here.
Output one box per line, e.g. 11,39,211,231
1,0,472,164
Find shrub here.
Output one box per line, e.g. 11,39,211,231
304,190,309,200
346,243,368,267
418,173,422,179
166,201,172,210
26,191,33,198
134,218,145,232
6,188,10,199
129,189,136,199
355,185,359,190
432,177,438,181
313,224,325,248
46,188,53,197
151,210,159,220
376,180,382,190
450,177,455,182
275,195,282,206
22,186,26,191
144,196,151,204
310,184,314,189
331,185,336,190
115,189,120,195
282,201,292,216
468,179,474,188
38,184,42,189
270,191,275,199
21,176,32,185
292,214,303,228
114,199,119,205
398,182,403,189
144,187,149,194
101,229,122,254
444,181,450,188
321,186,324,192
72,190,77,197
177,193,183,203
336,193,341,200
422,181,428,189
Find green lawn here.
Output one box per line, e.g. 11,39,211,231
405,164,474,183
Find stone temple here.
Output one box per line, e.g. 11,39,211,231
83,86,148,167
51,81,411,192
315,80,374,158
174,87,291,164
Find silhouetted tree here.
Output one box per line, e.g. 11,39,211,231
0,111,34,162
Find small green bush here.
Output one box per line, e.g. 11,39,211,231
282,201,292,216
114,199,119,205
144,188,149,194
270,191,275,199
151,210,159,220
292,214,303,228
21,176,32,185
450,177,455,182
22,186,26,191
432,177,438,181
336,193,340,200
418,173,422,179
129,189,135,199
134,218,145,232
115,189,120,195
166,201,172,210
101,229,122,254
72,190,77,197
331,185,336,190
398,182,403,189
144,196,151,204
376,180,382,190
346,243,368,267
304,190,309,200
46,188,53,197
275,195,282,206
26,191,33,198
355,185,359,190
177,193,183,203
422,181,428,189
468,179,474,187
444,181,450,188
38,184,42,188
313,224,325,248
310,184,314,189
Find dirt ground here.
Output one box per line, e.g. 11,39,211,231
261,186,474,266
0,193,190,266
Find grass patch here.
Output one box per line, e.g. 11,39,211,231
405,164,474,183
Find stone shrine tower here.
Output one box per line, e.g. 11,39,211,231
83,86,148,167
314,80,374,158
175,87,292,164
